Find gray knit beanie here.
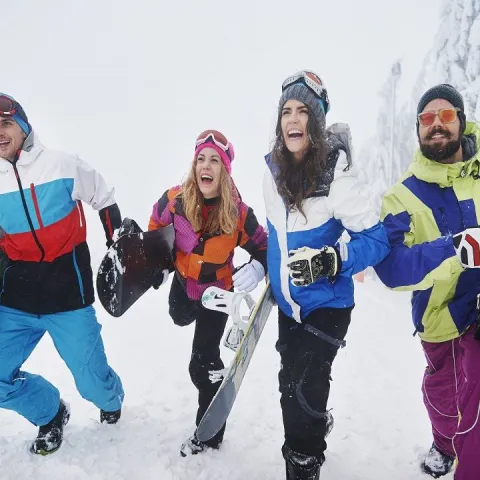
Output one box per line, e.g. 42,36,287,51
278,84,326,127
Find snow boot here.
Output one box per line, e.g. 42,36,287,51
420,443,455,478
283,445,322,480
325,410,334,437
30,399,70,455
180,433,221,457
100,408,121,424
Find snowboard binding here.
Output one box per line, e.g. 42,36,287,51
201,287,256,351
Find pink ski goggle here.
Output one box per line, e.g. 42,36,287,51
195,130,234,161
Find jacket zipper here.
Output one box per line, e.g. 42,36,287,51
13,157,45,262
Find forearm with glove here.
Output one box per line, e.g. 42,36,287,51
286,246,342,286
453,227,480,268
233,259,265,293
453,227,480,340
99,203,122,248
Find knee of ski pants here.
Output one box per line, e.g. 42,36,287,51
169,302,197,327
48,307,111,393
168,277,198,327
57,307,103,366
189,356,224,391
277,340,336,420
55,308,123,406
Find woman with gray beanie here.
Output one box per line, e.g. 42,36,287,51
262,71,390,479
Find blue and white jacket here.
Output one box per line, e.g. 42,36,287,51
263,125,390,322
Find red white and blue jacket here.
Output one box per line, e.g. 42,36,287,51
0,133,121,314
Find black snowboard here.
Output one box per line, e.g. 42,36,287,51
96,218,174,317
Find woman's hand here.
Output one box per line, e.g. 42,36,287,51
287,246,341,286
233,259,265,293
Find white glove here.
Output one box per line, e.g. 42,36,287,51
453,228,480,268
287,246,341,286
232,259,265,293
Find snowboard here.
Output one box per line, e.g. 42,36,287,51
96,218,174,317
195,282,275,442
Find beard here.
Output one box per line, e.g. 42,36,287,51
419,127,461,163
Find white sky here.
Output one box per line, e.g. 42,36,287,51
3,0,442,221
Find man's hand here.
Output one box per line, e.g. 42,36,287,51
453,228,480,268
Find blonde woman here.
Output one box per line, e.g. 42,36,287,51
148,129,268,456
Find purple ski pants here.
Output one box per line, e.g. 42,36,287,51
421,325,480,480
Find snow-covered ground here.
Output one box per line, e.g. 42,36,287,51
0,276,454,480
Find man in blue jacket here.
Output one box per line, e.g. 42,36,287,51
0,94,124,455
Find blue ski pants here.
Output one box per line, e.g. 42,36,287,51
0,305,124,426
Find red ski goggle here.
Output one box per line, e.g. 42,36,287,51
0,95,16,117
195,130,234,160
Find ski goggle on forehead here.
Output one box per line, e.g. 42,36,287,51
418,108,461,127
0,95,16,117
281,70,330,113
195,130,234,159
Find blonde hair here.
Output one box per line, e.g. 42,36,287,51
182,160,239,235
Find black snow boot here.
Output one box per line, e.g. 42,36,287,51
283,445,322,480
325,410,334,437
180,432,221,457
420,443,455,478
100,408,121,424
30,399,70,455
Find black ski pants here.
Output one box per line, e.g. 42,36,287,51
276,306,352,463
168,274,228,447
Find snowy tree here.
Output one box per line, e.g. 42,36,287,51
359,0,480,211
358,60,412,215
414,0,480,117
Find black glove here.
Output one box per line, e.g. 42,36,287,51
105,217,142,249
286,246,342,286
99,203,122,248
152,269,169,290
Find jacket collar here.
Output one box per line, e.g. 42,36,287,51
0,131,44,173
409,122,480,187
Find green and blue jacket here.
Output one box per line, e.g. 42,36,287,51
375,122,480,343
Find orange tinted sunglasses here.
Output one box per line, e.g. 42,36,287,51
418,108,460,127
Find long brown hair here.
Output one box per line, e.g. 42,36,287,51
182,160,239,235
271,106,329,217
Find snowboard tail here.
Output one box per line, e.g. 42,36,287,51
196,283,274,442
96,218,174,317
